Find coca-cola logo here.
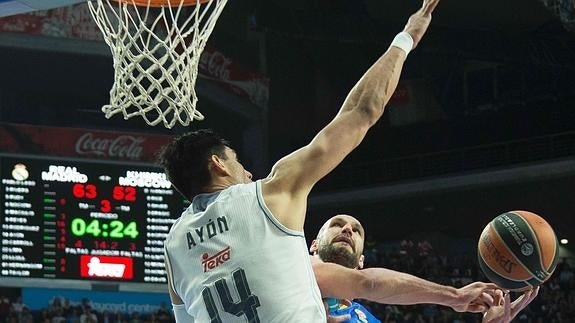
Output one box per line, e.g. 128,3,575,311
199,50,231,81
75,133,145,160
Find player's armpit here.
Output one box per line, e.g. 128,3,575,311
313,261,373,300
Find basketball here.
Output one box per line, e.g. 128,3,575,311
477,210,559,291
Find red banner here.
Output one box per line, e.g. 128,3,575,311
80,255,134,280
0,3,102,40
0,123,171,163
199,46,270,108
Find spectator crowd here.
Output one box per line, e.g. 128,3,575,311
1,236,573,323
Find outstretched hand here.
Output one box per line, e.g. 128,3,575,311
451,282,500,313
327,314,351,323
482,287,539,323
403,0,440,49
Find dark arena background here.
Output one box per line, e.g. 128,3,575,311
1,0,575,322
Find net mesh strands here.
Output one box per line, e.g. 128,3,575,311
539,0,575,31
88,0,229,128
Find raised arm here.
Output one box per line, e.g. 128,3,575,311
313,261,498,313
262,0,440,231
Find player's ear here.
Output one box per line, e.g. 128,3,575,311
358,254,365,269
309,239,319,253
209,154,230,176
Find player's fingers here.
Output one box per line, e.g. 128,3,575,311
504,292,511,319
469,281,498,291
509,289,535,320
327,314,351,323
530,286,540,301
422,0,440,15
493,289,504,306
513,288,537,315
510,293,526,309
481,283,501,290
482,287,503,302
466,304,487,313
479,291,495,306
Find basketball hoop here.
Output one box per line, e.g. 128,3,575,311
88,0,229,128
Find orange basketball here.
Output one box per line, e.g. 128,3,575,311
477,210,559,291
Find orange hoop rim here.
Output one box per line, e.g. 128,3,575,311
115,0,211,7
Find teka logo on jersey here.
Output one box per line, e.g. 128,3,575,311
75,133,145,159
81,255,134,279
201,246,231,272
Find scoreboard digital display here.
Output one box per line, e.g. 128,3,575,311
0,155,188,289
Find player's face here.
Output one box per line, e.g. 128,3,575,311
317,215,365,269
324,215,365,253
223,147,253,184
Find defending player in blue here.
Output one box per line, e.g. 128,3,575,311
311,214,540,323
326,298,380,323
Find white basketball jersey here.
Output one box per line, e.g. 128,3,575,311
164,180,326,322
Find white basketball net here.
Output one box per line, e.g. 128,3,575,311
88,0,229,128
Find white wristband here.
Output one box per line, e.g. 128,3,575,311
391,31,414,56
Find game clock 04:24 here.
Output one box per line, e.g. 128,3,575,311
70,218,139,239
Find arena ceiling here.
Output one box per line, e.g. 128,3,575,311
261,0,557,34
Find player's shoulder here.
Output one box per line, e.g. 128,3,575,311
222,180,258,194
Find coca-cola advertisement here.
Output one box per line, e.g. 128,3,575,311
0,123,171,163
199,46,270,109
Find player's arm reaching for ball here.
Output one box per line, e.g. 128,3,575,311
313,260,497,313
261,0,440,232
319,260,538,323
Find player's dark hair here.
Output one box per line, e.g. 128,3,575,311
157,129,230,200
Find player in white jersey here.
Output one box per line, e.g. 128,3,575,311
157,0,493,321
163,180,324,322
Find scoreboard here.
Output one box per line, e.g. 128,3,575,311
0,154,188,290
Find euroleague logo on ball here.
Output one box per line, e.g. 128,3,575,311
521,242,534,256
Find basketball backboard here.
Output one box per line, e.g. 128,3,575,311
0,0,85,17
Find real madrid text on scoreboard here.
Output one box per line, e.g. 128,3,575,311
0,155,188,288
